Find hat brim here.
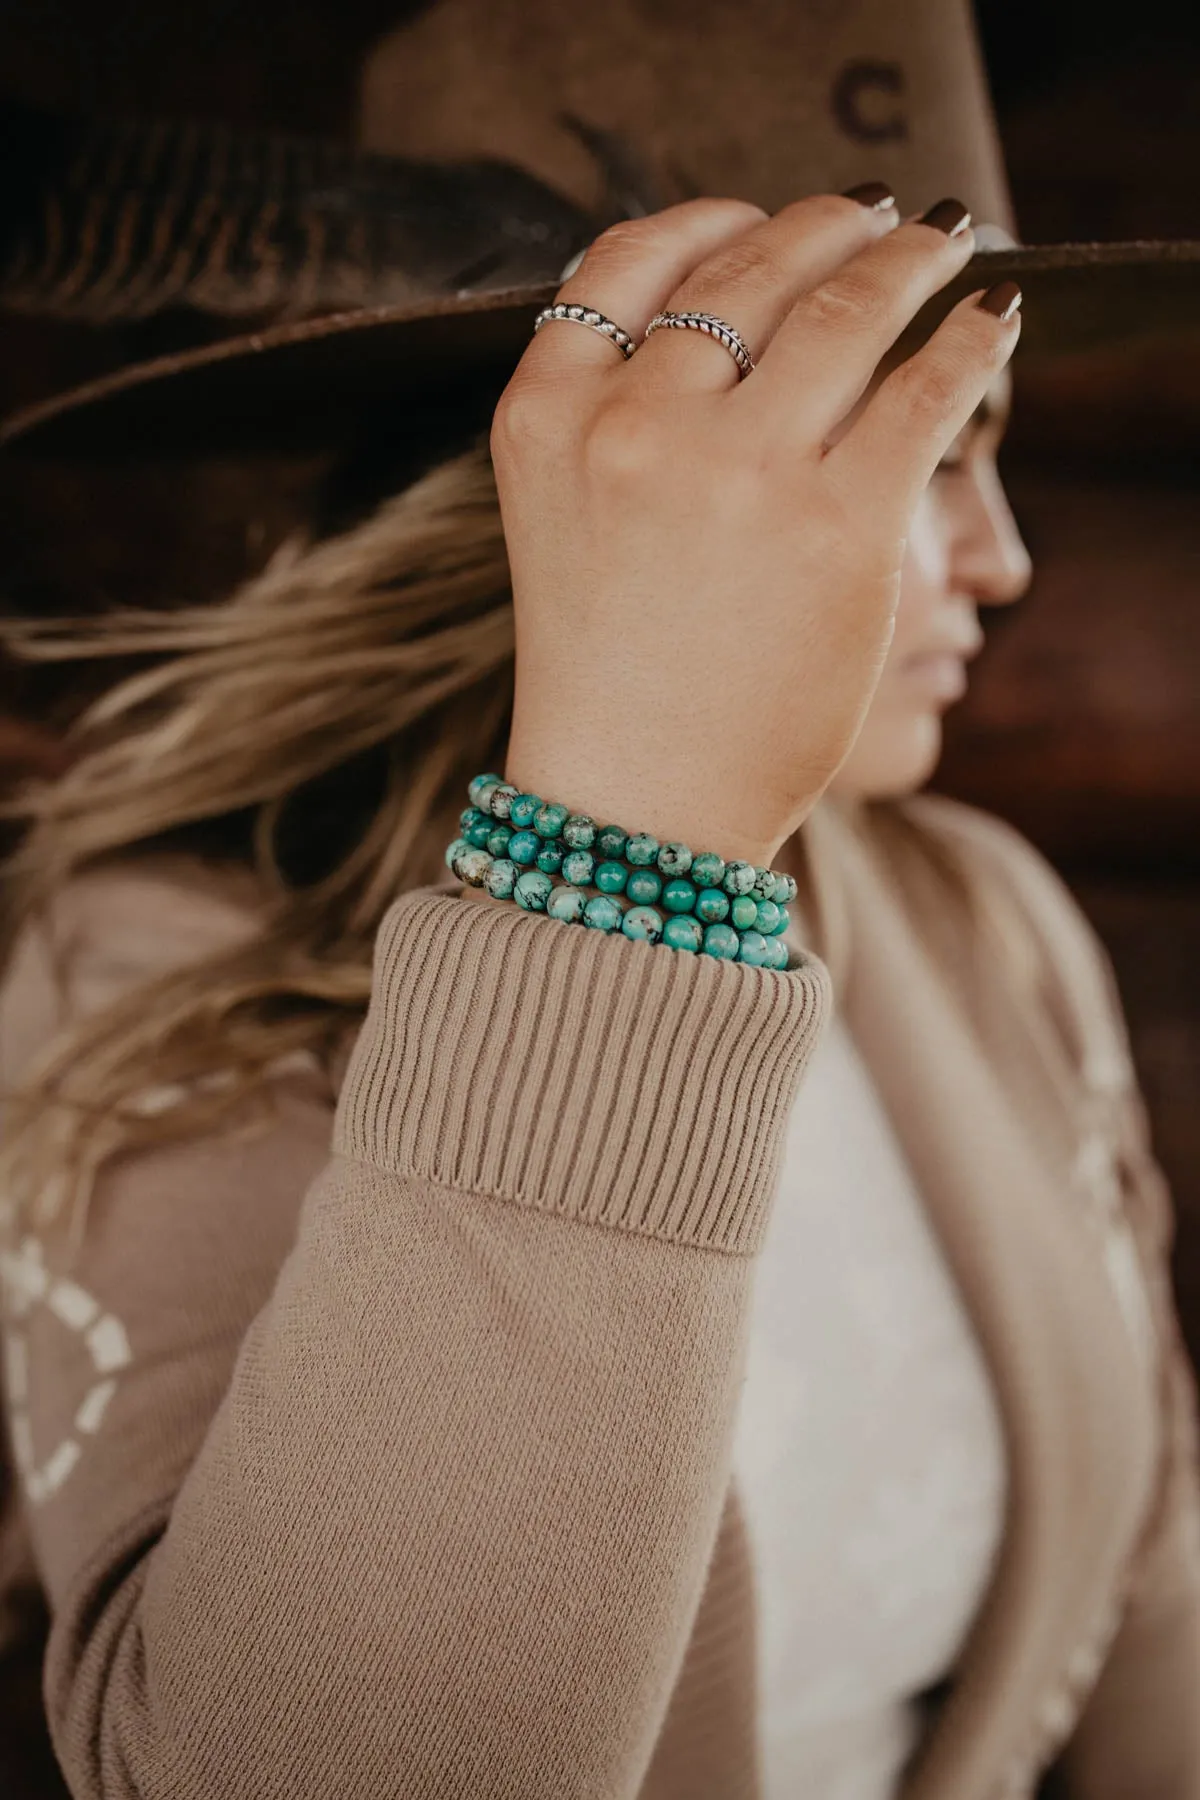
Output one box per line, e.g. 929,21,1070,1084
3,241,1199,457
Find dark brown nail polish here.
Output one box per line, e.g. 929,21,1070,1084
920,198,972,237
843,181,896,212
978,279,1022,322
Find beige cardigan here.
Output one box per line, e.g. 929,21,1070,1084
0,794,1197,1800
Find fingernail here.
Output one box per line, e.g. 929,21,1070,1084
843,181,896,212
978,279,1022,321
920,198,972,237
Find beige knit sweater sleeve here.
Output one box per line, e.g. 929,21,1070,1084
2,876,828,1799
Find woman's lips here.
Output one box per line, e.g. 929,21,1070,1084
899,652,970,701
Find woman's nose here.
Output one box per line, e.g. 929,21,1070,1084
953,464,1032,609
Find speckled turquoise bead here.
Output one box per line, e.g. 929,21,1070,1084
485,858,518,900
702,922,740,960
622,905,664,944
722,860,757,897
563,813,597,850
662,878,698,915
752,866,777,901
625,832,659,867
626,867,663,905
536,840,566,875
772,872,798,906
737,929,772,966
460,806,486,832
456,847,493,887
662,915,704,953
691,851,726,889
657,842,693,878
507,829,541,866
755,898,782,935
730,894,759,930
465,816,494,848
561,849,595,886
595,824,628,859
583,894,623,932
445,836,470,871
486,782,518,821
487,824,514,857
547,884,588,923
594,860,628,895
508,793,542,830
764,938,791,971
534,801,569,840
695,887,730,924
468,772,504,808
770,908,790,936
514,869,553,911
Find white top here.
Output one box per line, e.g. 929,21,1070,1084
732,1009,1009,1800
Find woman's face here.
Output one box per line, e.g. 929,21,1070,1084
831,373,1032,801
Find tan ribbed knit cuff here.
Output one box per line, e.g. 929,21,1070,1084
334,890,830,1254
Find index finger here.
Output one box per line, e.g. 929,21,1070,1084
515,199,766,385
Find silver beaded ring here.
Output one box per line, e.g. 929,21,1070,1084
533,302,637,360
644,310,756,379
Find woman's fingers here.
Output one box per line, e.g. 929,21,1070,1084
834,284,1021,506
747,205,977,435
515,199,765,385
628,191,899,396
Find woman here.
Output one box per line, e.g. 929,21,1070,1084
1,191,1198,1800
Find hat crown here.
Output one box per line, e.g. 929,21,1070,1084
360,0,1014,229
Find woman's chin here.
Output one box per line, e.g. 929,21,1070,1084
830,709,945,802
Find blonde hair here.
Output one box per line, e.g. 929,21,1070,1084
0,440,514,1237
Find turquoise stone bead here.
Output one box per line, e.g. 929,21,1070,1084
487,825,514,857
764,938,791,971
755,899,782,936
771,910,791,936
485,858,518,901
691,851,726,889
702,922,740,960
662,915,703,953
730,895,759,930
465,817,494,848
508,793,542,830
622,905,664,944
537,841,566,875
695,886,730,924
561,849,595,886
508,829,541,866
583,894,623,932
723,860,757,897
456,848,492,887
657,842,693,878
772,872,798,906
752,866,776,901
460,806,486,832
737,929,771,966
534,801,569,839
662,878,698,915
563,813,597,850
514,869,553,911
596,824,628,859
594,860,628,895
547,884,588,923
445,836,470,871
625,832,659,867
468,772,504,808
487,783,518,820
626,867,663,906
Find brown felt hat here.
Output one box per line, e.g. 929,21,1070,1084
2,0,1198,456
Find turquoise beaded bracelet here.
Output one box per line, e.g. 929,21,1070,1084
446,775,797,969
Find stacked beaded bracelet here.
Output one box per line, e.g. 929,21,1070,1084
444,774,797,969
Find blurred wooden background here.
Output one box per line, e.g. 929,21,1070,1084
1,0,1198,1346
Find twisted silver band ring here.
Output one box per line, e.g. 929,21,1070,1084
533,303,637,360
644,310,756,378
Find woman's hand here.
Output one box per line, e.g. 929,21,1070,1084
492,193,1019,867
